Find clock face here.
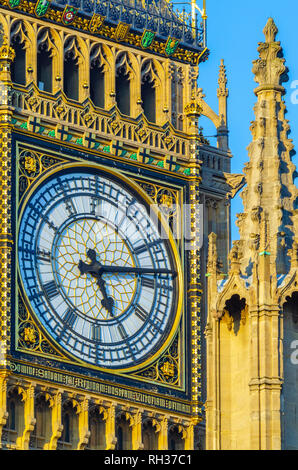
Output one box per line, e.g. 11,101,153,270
18,166,181,369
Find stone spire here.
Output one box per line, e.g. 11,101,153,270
236,17,297,275
217,59,229,149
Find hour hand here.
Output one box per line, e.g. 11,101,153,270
96,277,114,316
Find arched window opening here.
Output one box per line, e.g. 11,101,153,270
142,420,158,450
223,294,247,335
116,425,123,450
64,38,81,101
3,388,25,447
64,52,78,100
116,53,132,116
116,69,130,115
30,394,52,450
168,425,184,450
88,406,106,450
8,400,15,430
63,412,70,442
116,413,132,450
37,47,52,93
141,78,156,123
90,46,106,108
90,63,105,108
141,60,158,123
11,35,26,85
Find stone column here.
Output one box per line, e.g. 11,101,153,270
45,390,63,450
158,416,168,450
131,410,144,450
105,403,117,450
77,397,90,450
17,384,36,450
0,36,15,369
184,421,195,450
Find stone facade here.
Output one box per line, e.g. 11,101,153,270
206,18,298,450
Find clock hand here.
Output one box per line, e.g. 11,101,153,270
78,250,114,317
96,266,177,277
96,277,114,317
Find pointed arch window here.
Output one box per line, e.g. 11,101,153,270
11,35,26,85
64,38,80,101
168,425,185,450
115,413,132,450
90,46,105,108
141,61,157,123
88,406,106,450
63,412,70,443
8,400,16,430
116,425,123,450
37,47,52,93
37,30,54,93
142,420,158,450
116,53,132,116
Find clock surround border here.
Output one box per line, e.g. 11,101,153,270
16,159,185,375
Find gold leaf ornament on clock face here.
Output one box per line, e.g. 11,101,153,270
54,218,136,320
18,167,181,369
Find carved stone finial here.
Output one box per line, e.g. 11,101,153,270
252,19,286,88
184,94,203,117
217,59,228,98
229,240,243,274
263,17,278,43
0,35,15,62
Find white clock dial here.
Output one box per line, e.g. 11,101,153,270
18,167,180,369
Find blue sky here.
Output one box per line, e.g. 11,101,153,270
175,0,298,241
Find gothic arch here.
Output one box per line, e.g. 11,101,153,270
142,418,159,450
115,411,133,450
88,404,106,450
36,27,60,93
115,50,140,116
63,34,88,101
89,42,111,108
141,58,164,124
10,19,34,85
31,392,52,449
58,398,80,449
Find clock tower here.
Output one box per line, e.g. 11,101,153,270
0,0,232,450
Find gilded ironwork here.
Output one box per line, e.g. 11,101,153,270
132,333,180,387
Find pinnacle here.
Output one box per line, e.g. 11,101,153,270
263,17,278,43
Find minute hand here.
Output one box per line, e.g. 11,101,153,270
98,266,177,277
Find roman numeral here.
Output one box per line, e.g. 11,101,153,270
92,325,101,341
37,249,51,263
42,280,59,299
134,244,147,255
141,277,155,289
63,308,76,328
117,324,128,340
135,305,149,322
64,197,76,216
